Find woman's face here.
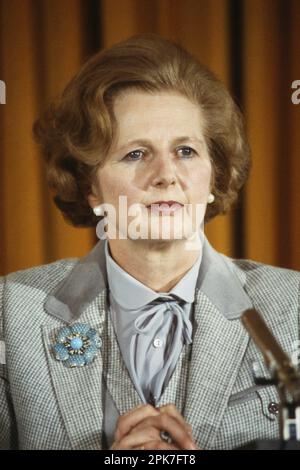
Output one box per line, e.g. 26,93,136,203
89,90,212,244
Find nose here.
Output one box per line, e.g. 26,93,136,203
151,156,177,188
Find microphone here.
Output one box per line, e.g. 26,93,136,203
241,308,300,441
241,309,300,399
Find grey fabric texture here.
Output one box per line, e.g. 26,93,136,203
0,237,299,449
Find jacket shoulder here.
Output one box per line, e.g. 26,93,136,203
231,257,300,281
0,258,79,297
230,257,300,305
0,259,80,340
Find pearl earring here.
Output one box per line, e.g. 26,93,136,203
93,205,102,216
207,193,215,204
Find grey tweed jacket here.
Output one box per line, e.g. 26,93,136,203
0,237,299,450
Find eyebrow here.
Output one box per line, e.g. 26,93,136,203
117,136,204,152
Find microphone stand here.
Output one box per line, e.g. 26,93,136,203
241,309,300,447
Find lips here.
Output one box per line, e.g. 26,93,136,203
146,201,183,215
146,200,183,207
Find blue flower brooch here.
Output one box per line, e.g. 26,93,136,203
53,323,102,368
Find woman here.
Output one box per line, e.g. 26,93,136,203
0,34,299,450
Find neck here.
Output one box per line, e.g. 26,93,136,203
107,237,201,292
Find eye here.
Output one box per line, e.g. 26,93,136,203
123,150,145,161
177,146,197,158
122,146,197,162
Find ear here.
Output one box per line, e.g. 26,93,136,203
87,181,102,209
87,192,102,210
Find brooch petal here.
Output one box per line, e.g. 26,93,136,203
53,323,101,368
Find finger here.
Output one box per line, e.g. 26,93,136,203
159,404,192,433
115,404,160,442
124,414,197,450
133,414,198,450
132,407,190,436
132,420,161,435
111,426,160,450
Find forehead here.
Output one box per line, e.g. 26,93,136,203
111,90,205,143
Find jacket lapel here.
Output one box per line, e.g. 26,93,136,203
184,241,253,449
43,239,140,449
101,305,142,414
42,293,106,449
184,290,250,449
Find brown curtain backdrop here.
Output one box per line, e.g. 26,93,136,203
0,0,299,275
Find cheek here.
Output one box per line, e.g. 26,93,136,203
98,169,140,204
189,163,212,194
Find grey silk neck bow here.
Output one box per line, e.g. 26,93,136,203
134,295,193,344
128,294,193,402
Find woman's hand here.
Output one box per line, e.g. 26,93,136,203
110,403,198,450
